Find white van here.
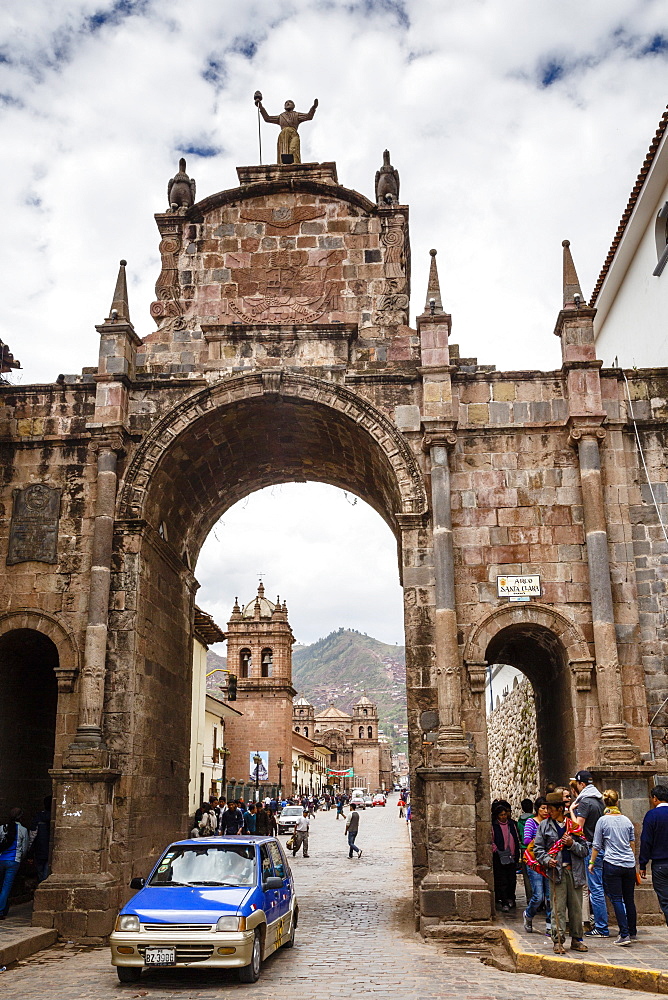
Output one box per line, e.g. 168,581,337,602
350,789,365,810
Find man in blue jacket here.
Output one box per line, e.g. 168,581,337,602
639,785,668,924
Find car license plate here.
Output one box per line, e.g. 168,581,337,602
144,947,176,965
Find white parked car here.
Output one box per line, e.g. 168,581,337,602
277,805,304,835
350,792,365,810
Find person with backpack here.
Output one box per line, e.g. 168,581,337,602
0,807,30,918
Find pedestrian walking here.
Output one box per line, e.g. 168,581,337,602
491,800,521,912
220,801,244,835
590,789,637,946
522,796,551,935
0,807,30,919
293,810,310,857
517,797,534,911
336,797,345,820
533,791,588,955
345,802,363,858
639,784,668,925
398,796,406,819
570,769,608,938
243,802,257,834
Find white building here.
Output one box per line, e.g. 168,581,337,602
593,106,668,368
189,607,242,814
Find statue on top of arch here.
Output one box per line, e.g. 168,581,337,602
254,92,318,165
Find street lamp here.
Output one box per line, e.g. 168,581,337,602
293,762,298,796
309,764,314,795
220,745,230,796
253,751,262,803
277,756,284,799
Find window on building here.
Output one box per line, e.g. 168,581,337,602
304,727,309,738
213,726,218,756
359,726,364,739
295,726,300,733
363,708,368,717
299,708,304,715
368,726,373,739
261,648,273,677
239,649,251,677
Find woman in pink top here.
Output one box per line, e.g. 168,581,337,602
491,800,521,912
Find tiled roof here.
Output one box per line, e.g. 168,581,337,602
194,606,225,645
590,106,668,306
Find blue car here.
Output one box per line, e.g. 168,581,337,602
110,835,297,983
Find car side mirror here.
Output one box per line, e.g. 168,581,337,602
263,876,283,890
130,877,146,890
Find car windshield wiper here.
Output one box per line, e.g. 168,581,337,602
186,880,246,887
150,880,190,887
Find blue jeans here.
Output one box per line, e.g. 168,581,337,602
348,832,360,856
0,860,20,916
525,866,551,920
603,860,636,938
586,847,609,934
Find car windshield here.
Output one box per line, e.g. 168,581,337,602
281,807,303,816
148,845,256,887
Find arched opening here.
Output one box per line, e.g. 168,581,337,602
0,629,58,819
111,376,427,884
239,649,251,678
484,622,576,806
368,726,373,739
359,726,364,739
261,648,273,678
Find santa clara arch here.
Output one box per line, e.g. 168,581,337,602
0,148,665,941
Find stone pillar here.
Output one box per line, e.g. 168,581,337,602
572,426,641,764
73,443,119,746
428,434,470,764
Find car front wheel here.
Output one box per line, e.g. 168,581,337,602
117,966,142,983
238,930,262,983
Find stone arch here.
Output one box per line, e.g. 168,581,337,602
193,176,377,220
466,603,595,791
464,602,591,679
0,609,80,692
117,371,428,555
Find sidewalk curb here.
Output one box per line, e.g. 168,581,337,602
0,927,58,967
500,927,668,993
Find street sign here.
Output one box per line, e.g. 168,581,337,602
497,575,541,601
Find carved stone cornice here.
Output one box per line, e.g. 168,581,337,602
465,660,488,694
422,431,457,453
568,422,606,448
570,657,595,692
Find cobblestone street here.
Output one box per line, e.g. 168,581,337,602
0,801,662,999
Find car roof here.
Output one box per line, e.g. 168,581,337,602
167,836,278,847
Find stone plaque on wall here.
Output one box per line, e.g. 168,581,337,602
7,483,61,565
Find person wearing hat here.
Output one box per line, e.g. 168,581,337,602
570,769,608,938
533,791,589,954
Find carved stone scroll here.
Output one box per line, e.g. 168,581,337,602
7,484,61,565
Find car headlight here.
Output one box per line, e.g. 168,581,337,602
115,914,140,932
216,915,246,932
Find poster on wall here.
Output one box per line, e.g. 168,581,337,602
249,751,269,781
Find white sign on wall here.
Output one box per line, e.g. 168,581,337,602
497,575,541,602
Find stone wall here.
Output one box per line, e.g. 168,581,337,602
487,676,539,813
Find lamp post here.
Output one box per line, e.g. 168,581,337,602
309,764,314,795
293,762,298,796
220,745,230,797
277,756,284,799
253,751,262,803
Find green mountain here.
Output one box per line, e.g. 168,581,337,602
206,628,407,751
292,629,407,750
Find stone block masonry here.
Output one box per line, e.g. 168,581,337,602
487,677,539,812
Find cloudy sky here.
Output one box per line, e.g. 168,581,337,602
2,0,666,646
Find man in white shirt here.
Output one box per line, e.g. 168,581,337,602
293,810,310,858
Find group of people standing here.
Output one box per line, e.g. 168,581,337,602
0,798,52,921
493,771,668,954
